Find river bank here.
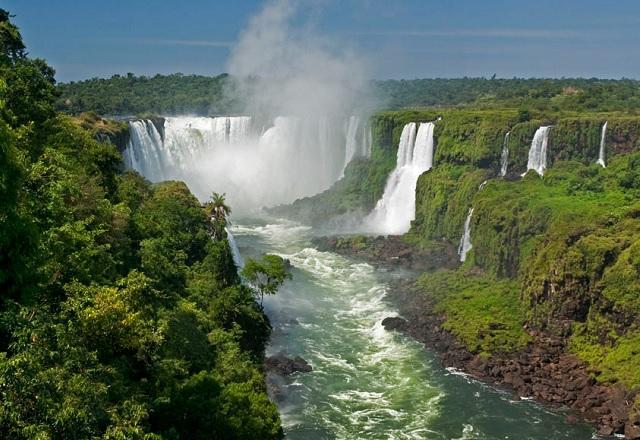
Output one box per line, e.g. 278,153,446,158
313,235,638,438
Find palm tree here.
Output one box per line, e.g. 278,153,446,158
205,192,231,239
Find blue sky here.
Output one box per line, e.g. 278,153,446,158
3,0,640,82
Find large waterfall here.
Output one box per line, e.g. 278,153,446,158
499,132,510,177
597,121,608,167
365,122,435,234
124,115,362,212
458,207,474,262
524,126,552,176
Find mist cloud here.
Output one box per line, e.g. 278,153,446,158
226,0,371,118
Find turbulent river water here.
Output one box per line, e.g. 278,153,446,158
231,217,598,440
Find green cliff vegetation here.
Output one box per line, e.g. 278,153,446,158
0,10,281,439
411,113,640,394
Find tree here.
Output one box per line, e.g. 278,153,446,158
241,254,291,308
204,192,231,239
0,9,25,64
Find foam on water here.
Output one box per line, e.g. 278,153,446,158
234,219,443,438
233,218,598,439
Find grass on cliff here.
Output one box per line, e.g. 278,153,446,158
416,270,531,357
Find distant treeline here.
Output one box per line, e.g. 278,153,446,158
57,74,640,116
56,73,237,116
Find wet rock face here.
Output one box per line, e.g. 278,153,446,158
266,353,313,376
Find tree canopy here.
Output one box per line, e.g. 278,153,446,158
0,10,282,439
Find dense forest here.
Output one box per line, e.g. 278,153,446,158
0,10,282,439
57,73,640,116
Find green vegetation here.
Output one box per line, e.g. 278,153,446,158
417,271,530,356
57,73,237,116
241,255,292,308
376,78,640,112
57,74,640,117
0,10,281,439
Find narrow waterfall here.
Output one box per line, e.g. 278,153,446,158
524,126,552,176
458,207,474,262
340,116,373,176
124,115,352,212
597,121,608,167
343,116,360,173
225,227,244,268
363,121,372,158
499,131,510,177
365,122,435,234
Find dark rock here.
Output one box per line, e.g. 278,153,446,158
381,316,408,332
265,353,312,376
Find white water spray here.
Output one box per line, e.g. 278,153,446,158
499,132,510,177
124,115,353,212
365,122,435,234
597,121,608,168
458,208,474,262
524,126,552,177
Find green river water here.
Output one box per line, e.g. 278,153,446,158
231,217,601,440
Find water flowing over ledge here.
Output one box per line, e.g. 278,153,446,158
365,121,435,234
597,121,608,167
458,207,474,262
123,115,370,212
524,126,552,176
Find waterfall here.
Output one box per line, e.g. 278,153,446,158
499,131,510,177
458,207,474,262
340,116,373,177
225,227,244,268
365,122,435,234
123,120,166,181
597,121,608,168
363,121,372,158
524,126,552,176
124,115,352,212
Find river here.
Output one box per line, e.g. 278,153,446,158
231,216,598,440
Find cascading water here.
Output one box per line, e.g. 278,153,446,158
123,120,165,180
124,115,353,212
524,126,552,176
458,207,474,262
499,131,510,177
365,122,435,234
340,116,373,177
225,227,244,268
597,121,608,167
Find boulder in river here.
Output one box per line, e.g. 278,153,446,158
381,316,409,332
266,352,313,376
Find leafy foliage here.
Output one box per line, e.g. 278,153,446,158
241,254,291,308
0,10,281,439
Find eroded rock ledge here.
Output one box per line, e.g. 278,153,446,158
312,235,458,271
